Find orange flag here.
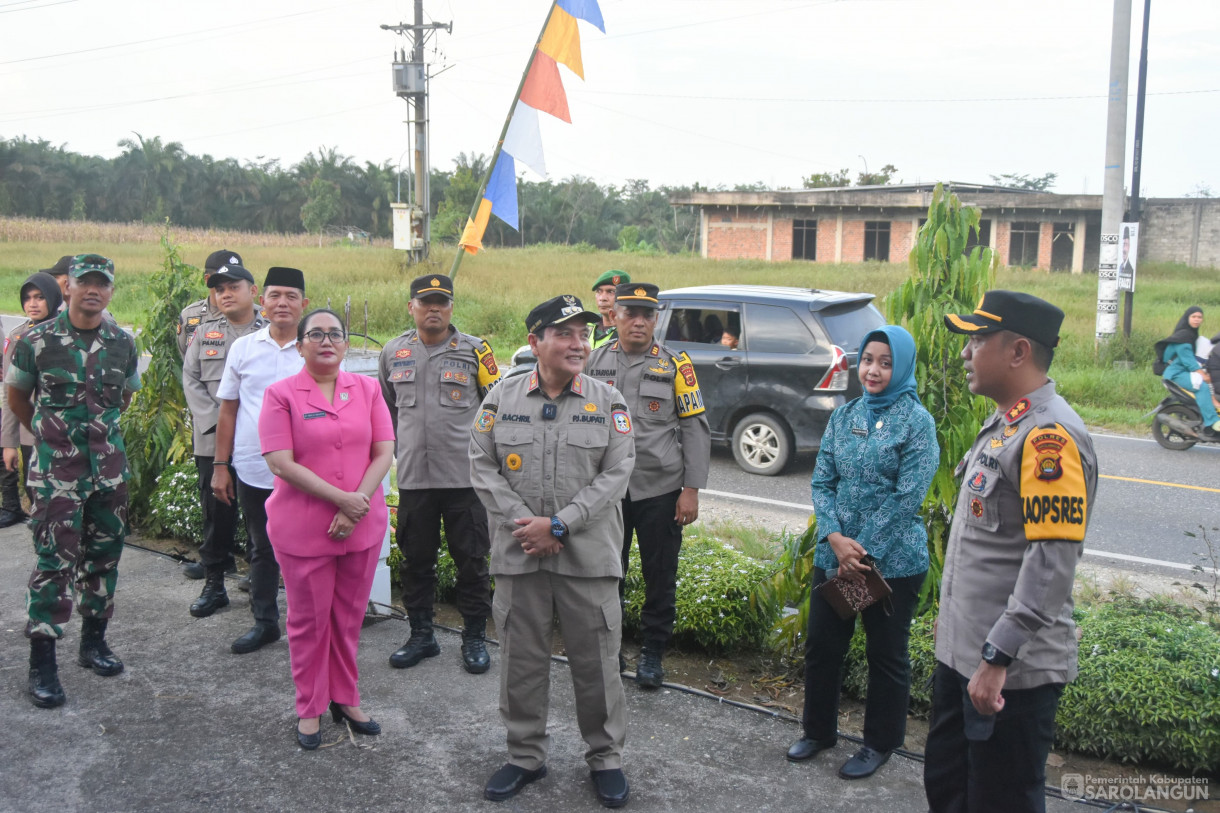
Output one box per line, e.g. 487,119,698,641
520,52,571,123
539,6,583,79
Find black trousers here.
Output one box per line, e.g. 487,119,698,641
236,479,280,625
195,455,241,570
397,487,492,619
620,489,683,646
801,567,926,752
924,661,1063,813
0,444,22,514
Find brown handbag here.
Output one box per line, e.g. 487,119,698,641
816,555,893,620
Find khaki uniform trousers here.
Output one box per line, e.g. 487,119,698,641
493,570,625,771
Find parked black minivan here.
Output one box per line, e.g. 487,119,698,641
655,285,885,476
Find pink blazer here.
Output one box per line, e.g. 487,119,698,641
259,369,395,557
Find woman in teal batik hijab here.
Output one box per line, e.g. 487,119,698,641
786,324,939,780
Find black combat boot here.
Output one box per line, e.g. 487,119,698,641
190,567,230,618
388,609,440,669
78,617,124,676
28,638,65,708
635,640,665,689
460,616,491,674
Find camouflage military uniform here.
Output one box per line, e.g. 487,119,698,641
5,309,141,640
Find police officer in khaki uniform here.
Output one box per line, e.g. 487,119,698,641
379,274,500,674
925,291,1098,813
177,249,243,358
182,263,266,616
585,282,710,687
470,295,634,808
591,270,629,349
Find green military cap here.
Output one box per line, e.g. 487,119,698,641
69,254,115,283
592,270,630,291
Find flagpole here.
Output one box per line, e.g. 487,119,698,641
450,1,559,281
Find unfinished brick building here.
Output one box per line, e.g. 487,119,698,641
670,182,1220,271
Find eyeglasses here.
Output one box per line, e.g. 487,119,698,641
303,329,347,344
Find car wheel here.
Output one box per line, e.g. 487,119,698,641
731,413,792,476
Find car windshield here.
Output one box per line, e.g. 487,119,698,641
817,303,885,352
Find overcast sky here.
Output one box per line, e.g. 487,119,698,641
3,0,1217,197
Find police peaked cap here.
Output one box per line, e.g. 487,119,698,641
205,249,243,273
614,282,660,309
526,295,600,334
207,264,256,288
410,274,454,300
944,290,1064,348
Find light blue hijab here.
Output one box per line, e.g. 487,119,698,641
858,324,921,425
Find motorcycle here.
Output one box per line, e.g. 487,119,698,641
1149,379,1220,450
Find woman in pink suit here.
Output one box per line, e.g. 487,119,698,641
259,308,395,750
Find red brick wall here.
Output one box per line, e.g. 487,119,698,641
1036,222,1054,270
890,220,917,264
773,216,793,261
996,221,1012,266
841,220,865,263
705,211,768,260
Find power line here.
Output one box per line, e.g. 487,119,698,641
0,0,78,14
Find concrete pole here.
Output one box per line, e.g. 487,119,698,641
1096,0,1132,341
412,0,429,261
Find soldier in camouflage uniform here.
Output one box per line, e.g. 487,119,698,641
177,249,243,359
5,254,140,709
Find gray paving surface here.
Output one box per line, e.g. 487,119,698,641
0,525,1083,812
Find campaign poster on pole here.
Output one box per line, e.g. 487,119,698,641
1117,222,1139,293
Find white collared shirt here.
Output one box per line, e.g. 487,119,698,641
216,326,305,489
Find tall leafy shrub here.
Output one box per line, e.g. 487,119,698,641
120,229,197,520
885,183,995,609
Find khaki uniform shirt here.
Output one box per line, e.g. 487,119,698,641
379,326,500,490
469,371,635,579
585,340,711,500
181,311,268,457
935,380,1098,690
2,321,37,448
177,297,212,357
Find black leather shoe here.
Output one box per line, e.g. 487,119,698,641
591,768,630,808
330,701,381,735
0,508,27,528
296,720,321,750
484,763,547,802
786,736,836,762
183,561,206,580
78,618,123,676
618,650,627,673
838,746,891,779
29,639,65,709
190,571,229,618
231,623,281,654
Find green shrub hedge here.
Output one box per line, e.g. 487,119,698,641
838,597,1219,773
146,462,248,548
624,532,779,651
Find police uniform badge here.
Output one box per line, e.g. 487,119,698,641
475,407,496,432
612,409,632,434
505,453,522,471
205,330,224,340
584,403,597,412
672,351,705,418
1020,423,1088,542
1002,424,1020,439
396,348,412,359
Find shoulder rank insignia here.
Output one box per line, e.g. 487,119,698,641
1020,423,1087,542
1006,398,1031,423
990,437,1004,449
187,317,201,326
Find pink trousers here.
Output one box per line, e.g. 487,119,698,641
277,545,379,719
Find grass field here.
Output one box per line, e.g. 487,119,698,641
2,215,1216,434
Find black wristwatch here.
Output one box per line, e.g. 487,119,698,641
981,642,1013,667
550,516,568,539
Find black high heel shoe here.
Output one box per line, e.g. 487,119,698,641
330,701,381,736
297,719,322,750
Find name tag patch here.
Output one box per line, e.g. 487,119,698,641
304,411,326,420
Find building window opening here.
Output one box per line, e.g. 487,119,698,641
1051,222,1074,271
793,219,818,261
864,221,891,262
1008,221,1040,267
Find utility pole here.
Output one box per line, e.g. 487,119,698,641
1096,0,1132,342
383,2,451,264
1122,0,1152,339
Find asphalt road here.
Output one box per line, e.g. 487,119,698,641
705,432,1220,578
